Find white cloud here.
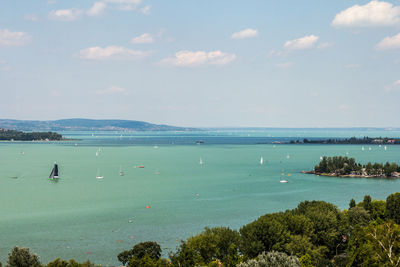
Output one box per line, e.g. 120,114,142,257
49,9,83,21
385,80,400,92
269,50,283,57
140,5,151,15
231,28,258,39
376,32,400,50
0,29,31,46
276,62,293,69
79,46,151,60
131,33,154,44
24,14,38,22
284,35,319,50
107,0,142,3
332,1,400,27
97,85,127,95
87,2,107,16
160,50,236,67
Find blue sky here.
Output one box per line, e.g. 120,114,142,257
0,0,400,127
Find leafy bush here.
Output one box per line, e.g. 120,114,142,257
237,251,300,267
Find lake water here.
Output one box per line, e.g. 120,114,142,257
1,129,399,265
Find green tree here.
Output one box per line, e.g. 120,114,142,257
6,246,41,267
131,241,161,260
349,199,356,209
240,213,290,258
292,200,343,257
299,254,313,267
347,206,370,227
363,195,372,213
128,254,169,267
117,241,162,265
366,221,400,266
170,227,240,266
237,251,300,267
117,250,132,266
370,199,386,222
387,192,400,224
169,241,203,267
46,258,95,267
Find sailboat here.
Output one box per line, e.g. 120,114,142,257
280,172,288,183
49,163,59,180
119,165,124,176
199,157,203,165
260,157,264,165
96,169,104,179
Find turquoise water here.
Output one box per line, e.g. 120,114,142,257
1,130,400,265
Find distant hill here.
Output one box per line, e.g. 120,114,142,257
0,119,195,132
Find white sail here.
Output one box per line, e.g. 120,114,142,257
199,157,203,165
260,157,264,165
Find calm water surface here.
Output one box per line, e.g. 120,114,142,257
1,129,399,265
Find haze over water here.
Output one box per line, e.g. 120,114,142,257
1,129,399,265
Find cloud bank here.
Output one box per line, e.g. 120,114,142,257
161,50,236,67
332,1,400,27
231,28,258,39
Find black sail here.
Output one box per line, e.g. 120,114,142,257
54,164,58,177
49,164,59,179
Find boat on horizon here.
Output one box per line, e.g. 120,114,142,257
119,165,124,176
260,157,264,165
199,157,203,165
49,163,59,180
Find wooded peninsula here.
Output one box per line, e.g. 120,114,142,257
304,156,400,178
290,137,400,144
0,129,63,141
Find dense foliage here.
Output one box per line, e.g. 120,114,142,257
2,192,400,267
314,156,400,177
0,129,62,141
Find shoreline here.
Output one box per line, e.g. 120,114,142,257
301,170,400,179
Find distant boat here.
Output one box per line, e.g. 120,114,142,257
21,150,24,155
286,154,290,159
199,157,203,165
368,147,372,151
49,163,59,180
96,169,104,179
119,165,124,176
362,146,365,151
384,146,387,151
280,172,288,183
260,157,264,165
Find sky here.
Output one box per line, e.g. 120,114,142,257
0,0,400,127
